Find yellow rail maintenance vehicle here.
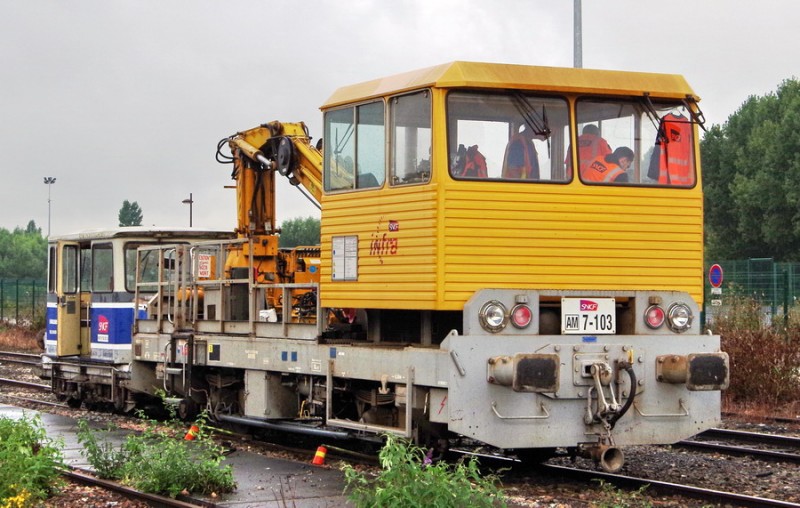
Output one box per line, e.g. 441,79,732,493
66,62,728,472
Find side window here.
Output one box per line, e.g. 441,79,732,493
48,246,56,293
575,99,696,186
323,101,385,192
125,243,143,292
324,108,355,191
92,243,113,292
126,244,164,293
390,91,431,185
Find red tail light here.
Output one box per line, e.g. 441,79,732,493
511,304,533,329
645,304,665,329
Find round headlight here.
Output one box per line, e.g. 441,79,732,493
479,300,508,333
667,303,693,332
510,304,533,329
644,304,665,329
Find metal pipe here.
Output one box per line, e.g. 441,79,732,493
215,414,351,440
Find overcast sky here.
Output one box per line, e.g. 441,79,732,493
1,1,797,236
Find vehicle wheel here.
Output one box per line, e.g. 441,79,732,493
178,397,199,421
66,397,82,409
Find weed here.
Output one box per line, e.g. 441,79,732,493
0,325,41,352
0,415,65,506
713,295,800,407
76,411,236,498
591,480,652,508
342,434,506,508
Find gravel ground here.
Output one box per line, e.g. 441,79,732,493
2,349,800,507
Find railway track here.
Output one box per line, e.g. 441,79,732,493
0,376,50,390
63,469,202,508
537,463,800,508
678,428,800,464
0,350,42,366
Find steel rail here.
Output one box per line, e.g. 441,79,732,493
677,439,800,464
539,463,800,508
63,469,206,508
0,351,41,359
0,351,41,366
676,428,800,464
0,393,67,408
0,377,50,390
700,428,800,448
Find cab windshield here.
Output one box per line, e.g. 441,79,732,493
575,99,696,186
447,91,570,182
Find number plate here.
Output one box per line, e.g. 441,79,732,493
561,298,616,334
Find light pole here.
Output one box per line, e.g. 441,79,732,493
574,0,582,68
182,193,193,227
43,177,56,237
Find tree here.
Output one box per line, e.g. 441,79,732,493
118,200,143,227
279,216,320,248
702,78,800,261
0,221,47,279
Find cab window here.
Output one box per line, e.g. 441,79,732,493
575,99,696,186
323,101,385,192
390,90,431,185
61,245,79,294
92,243,113,292
47,246,56,292
447,92,570,182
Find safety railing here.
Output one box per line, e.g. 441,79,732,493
133,238,321,338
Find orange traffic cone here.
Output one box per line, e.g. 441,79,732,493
184,424,200,441
312,445,327,465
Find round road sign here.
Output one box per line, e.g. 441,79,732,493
709,264,723,288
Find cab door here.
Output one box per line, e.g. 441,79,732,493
56,241,81,356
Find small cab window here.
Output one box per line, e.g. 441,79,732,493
390,91,431,185
127,245,162,293
48,246,56,293
125,243,152,292
447,92,570,182
323,101,385,192
575,99,696,186
92,243,113,292
61,245,78,294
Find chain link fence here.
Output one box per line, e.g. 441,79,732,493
0,279,47,327
704,258,800,327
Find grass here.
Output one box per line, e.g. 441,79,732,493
0,414,65,507
76,411,236,499
342,434,506,508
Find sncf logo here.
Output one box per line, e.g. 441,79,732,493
580,300,598,311
669,128,682,142
590,160,607,173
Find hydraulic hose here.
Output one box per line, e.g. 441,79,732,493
608,362,636,429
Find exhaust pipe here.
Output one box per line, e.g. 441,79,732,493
578,443,624,473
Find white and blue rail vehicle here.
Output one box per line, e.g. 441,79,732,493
43,227,234,409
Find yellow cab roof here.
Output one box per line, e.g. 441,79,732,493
321,61,697,109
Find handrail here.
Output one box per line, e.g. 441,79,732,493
634,399,689,418
491,401,550,420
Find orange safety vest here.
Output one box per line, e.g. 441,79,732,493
582,156,626,183
502,133,539,179
566,133,612,177
458,145,488,178
650,113,694,185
